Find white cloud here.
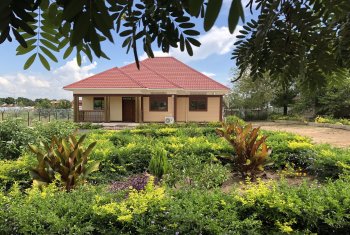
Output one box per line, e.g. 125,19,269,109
139,51,170,61
0,58,97,100
139,25,242,63
201,72,216,78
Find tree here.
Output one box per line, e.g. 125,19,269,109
35,98,52,109
270,82,298,116
57,99,72,109
232,0,350,92
16,97,35,107
227,70,274,110
0,0,245,70
1,97,16,105
294,77,350,118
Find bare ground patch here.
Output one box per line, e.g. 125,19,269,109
251,122,350,148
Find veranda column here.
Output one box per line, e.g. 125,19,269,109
173,95,177,122
104,96,110,122
73,94,79,122
220,96,223,122
140,96,144,123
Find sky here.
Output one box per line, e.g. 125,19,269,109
0,0,257,100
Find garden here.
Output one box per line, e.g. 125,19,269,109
1,117,350,234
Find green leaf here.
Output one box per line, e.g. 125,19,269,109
187,37,201,47
77,52,82,66
13,29,27,48
84,161,100,175
24,53,37,70
185,40,193,56
188,0,204,17
63,46,74,59
71,13,89,46
204,0,223,31
40,39,59,52
184,30,200,36
228,0,244,33
62,0,85,21
39,53,50,70
40,46,58,62
16,45,35,55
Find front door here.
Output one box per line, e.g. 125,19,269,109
122,97,135,122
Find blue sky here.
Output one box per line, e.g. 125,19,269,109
0,0,257,99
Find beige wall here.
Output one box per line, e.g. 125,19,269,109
82,96,94,110
110,96,122,121
79,95,221,123
176,96,221,122
143,96,174,122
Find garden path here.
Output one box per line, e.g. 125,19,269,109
251,122,350,148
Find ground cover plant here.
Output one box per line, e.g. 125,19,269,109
315,116,350,126
1,119,350,234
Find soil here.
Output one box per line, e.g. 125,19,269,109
251,122,350,148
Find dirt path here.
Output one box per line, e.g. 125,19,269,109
251,122,350,148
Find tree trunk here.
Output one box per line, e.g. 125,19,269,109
283,105,288,115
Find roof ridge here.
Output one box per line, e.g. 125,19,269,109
169,57,230,90
63,67,117,88
141,61,183,89
116,67,146,88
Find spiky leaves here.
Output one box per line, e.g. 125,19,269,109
148,148,169,180
216,122,272,177
28,134,99,192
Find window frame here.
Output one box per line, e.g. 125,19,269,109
149,96,168,112
93,97,105,110
189,96,208,112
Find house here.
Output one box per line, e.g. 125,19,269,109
63,57,229,123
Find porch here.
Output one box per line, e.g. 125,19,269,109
73,94,223,123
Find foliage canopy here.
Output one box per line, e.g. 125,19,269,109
0,0,245,70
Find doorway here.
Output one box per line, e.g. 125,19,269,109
122,97,136,122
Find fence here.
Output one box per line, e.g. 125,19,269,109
0,108,73,126
224,108,283,121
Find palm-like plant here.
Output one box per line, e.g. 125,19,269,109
216,122,272,178
28,134,99,192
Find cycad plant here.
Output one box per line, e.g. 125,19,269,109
216,123,272,178
148,147,169,180
28,134,99,192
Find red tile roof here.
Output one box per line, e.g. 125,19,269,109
64,57,229,90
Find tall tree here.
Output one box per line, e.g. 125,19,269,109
57,99,72,109
233,0,350,91
227,70,274,110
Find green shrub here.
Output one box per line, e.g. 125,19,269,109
165,153,230,189
270,114,306,122
315,116,350,126
225,115,246,126
0,154,35,190
148,148,169,179
0,119,34,160
265,131,316,170
114,143,154,174
76,122,103,129
33,120,77,144
233,176,350,234
0,184,124,234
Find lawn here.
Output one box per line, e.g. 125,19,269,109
1,118,350,234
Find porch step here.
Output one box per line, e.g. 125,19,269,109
101,122,140,130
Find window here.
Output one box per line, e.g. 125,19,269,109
93,97,104,110
150,96,168,111
189,96,207,111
